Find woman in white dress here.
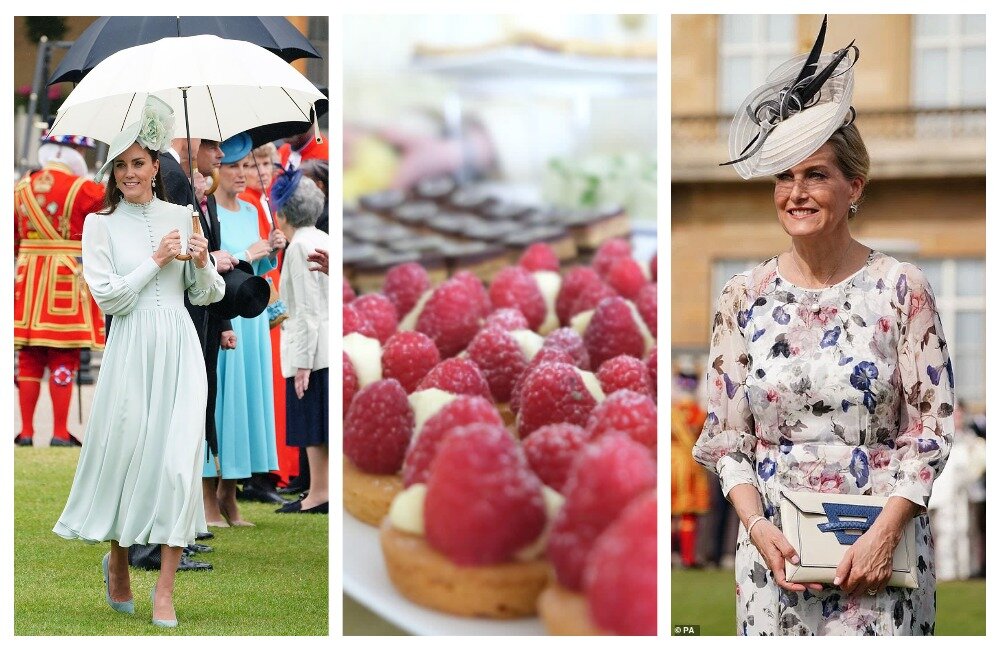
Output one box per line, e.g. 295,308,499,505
53,96,224,628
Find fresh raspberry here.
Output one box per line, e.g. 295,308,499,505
523,423,587,493
649,252,657,283
343,352,358,416
351,293,398,344
542,327,591,370
402,396,503,487
343,278,356,304
452,271,492,319
488,266,547,332
596,355,654,398
510,348,574,414
517,361,600,438
424,424,546,565
415,278,482,358
587,389,657,452
606,257,648,300
569,279,617,323
343,303,377,338
383,262,430,318
646,346,657,399
547,435,656,590
343,379,414,474
466,327,530,403
584,297,647,368
381,331,440,393
416,357,492,400
634,283,656,335
484,308,530,332
556,267,604,326
518,242,560,272
584,491,657,636
591,238,632,279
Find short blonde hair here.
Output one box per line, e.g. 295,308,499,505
829,123,869,184
252,142,277,161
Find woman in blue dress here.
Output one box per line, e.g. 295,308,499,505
202,133,287,526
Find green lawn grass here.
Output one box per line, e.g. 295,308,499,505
671,568,985,636
14,447,328,635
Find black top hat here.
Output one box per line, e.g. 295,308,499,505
207,260,269,320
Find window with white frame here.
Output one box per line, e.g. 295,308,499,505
912,258,985,406
912,15,986,107
718,15,796,114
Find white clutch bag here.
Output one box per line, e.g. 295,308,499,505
778,489,919,589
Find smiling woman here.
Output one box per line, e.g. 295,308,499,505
52,95,224,629
691,16,954,636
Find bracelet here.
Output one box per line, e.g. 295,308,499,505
244,249,252,262
746,514,767,538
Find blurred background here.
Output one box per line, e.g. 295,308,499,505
342,14,657,276
670,14,985,635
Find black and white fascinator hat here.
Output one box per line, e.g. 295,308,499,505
721,15,859,179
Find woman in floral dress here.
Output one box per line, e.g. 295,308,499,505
693,18,953,636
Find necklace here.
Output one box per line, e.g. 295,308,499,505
788,240,853,313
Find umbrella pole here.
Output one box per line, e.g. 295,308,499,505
252,156,277,230
175,86,200,261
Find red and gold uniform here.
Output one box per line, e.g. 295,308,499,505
672,395,711,567
14,160,105,443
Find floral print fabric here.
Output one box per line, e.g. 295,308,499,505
693,251,953,635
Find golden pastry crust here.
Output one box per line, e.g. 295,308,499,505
537,582,605,635
380,519,550,619
343,457,403,526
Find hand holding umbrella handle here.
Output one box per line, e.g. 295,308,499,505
174,208,203,261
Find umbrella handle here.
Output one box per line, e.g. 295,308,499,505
174,209,203,261
205,169,219,196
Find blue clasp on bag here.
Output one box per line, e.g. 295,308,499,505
816,503,883,545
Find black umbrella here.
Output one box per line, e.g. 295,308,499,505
48,16,321,86
244,86,328,148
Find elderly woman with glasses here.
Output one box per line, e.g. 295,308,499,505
270,170,330,514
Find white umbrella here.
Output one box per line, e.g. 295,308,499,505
48,34,324,145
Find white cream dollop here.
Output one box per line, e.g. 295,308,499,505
388,483,427,535
407,388,459,438
398,288,434,331
508,329,544,362
342,332,382,388
532,271,562,335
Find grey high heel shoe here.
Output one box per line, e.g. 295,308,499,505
150,585,178,628
102,552,134,614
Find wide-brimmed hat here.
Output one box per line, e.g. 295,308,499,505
721,16,859,179
206,259,269,320
220,132,252,164
94,95,175,182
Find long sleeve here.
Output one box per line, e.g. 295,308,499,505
889,263,954,508
183,258,225,306
693,274,758,497
283,242,323,370
82,215,160,316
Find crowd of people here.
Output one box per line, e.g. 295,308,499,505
15,94,330,627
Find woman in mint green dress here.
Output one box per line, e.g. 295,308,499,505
202,133,286,527
54,97,224,627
